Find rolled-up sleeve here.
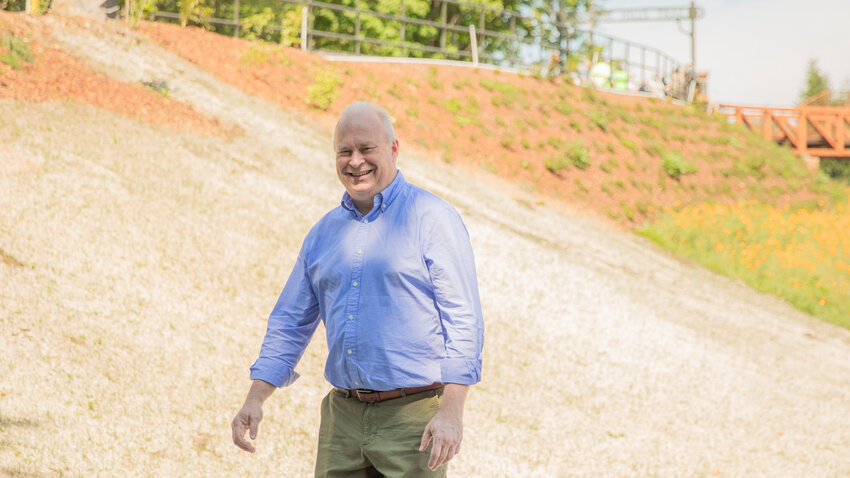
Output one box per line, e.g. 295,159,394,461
250,245,320,388
422,207,484,385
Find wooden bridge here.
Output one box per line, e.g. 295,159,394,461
717,104,850,158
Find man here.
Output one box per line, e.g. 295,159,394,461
231,101,484,477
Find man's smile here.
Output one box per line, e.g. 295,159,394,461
347,169,374,178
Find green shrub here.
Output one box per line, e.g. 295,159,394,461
427,67,443,89
620,138,639,155
820,158,850,184
443,98,462,113
638,116,664,129
545,155,570,173
553,101,574,116
1,33,34,70
589,110,608,132
661,151,698,179
567,142,591,169
568,118,582,132
621,202,636,221
575,178,590,193
306,69,342,110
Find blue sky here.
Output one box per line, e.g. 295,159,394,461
593,0,850,107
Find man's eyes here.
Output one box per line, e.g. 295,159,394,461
338,147,375,156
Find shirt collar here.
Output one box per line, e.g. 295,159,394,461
340,170,406,215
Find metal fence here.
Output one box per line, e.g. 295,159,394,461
151,0,685,87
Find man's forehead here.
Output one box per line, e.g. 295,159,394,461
335,116,387,145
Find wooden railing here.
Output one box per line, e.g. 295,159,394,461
717,104,850,158
150,0,685,86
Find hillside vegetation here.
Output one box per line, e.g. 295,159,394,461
138,20,850,324
2,11,850,477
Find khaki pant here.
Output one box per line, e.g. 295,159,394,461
315,388,447,478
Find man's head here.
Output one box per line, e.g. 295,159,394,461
334,101,399,213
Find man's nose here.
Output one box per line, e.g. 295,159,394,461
350,151,365,167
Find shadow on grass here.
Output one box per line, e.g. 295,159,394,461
0,415,38,429
0,467,45,477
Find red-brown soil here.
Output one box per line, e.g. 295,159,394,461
0,12,231,137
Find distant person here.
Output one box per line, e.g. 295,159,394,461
231,101,485,477
685,62,697,102
670,67,686,99
591,58,611,88
612,65,628,91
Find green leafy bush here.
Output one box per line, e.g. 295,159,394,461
589,110,608,132
661,151,697,179
545,155,570,173
306,69,342,110
1,33,34,70
567,142,591,169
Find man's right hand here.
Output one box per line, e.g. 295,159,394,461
231,379,277,453
231,399,263,453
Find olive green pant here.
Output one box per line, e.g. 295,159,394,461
314,388,447,478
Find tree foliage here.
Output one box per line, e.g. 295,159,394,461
129,0,603,65
799,58,830,105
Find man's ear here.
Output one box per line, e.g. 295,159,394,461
391,139,400,164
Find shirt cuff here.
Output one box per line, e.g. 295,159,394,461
440,358,481,385
250,358,300,388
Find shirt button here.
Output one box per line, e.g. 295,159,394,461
381,204,387,209
357,249,362,254
348,315,354,320
347,349,353,355
363,219,368,224
352,281,358,287
354,381,359,385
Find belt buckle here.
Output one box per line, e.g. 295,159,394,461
355,388,377,402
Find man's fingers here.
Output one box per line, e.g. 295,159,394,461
419,425,432,452
428,436,462,470
249,414,260,440
231,414,256,453
428,439,444,470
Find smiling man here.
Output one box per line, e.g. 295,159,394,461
231,101,485,477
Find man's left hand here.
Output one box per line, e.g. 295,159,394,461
419,383,469,471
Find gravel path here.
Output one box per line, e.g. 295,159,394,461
1,17,849,477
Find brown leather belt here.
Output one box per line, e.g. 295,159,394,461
336,382,443,403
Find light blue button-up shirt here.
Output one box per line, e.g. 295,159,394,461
250,171,484,390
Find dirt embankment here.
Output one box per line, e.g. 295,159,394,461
2,11,850,478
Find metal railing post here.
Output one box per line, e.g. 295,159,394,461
400,0,406,56
233,0,240,37
301,6,309,51
440,1,447,59
478,9,485,54
469,24,478,66
355,0,361,54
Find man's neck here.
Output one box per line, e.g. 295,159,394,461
354,199,373,216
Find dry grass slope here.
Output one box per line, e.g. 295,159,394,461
2,13,850,477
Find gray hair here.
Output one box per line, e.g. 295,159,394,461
337,101,396,142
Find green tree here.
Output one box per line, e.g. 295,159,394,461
799,58,830,105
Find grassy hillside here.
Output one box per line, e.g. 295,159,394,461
135,20,850,324
2,11,850,477
138,21,846,226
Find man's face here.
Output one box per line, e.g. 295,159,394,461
334,113,399,209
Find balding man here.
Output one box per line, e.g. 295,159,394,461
231,101,484,477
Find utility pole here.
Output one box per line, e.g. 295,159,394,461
590,2,704,69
